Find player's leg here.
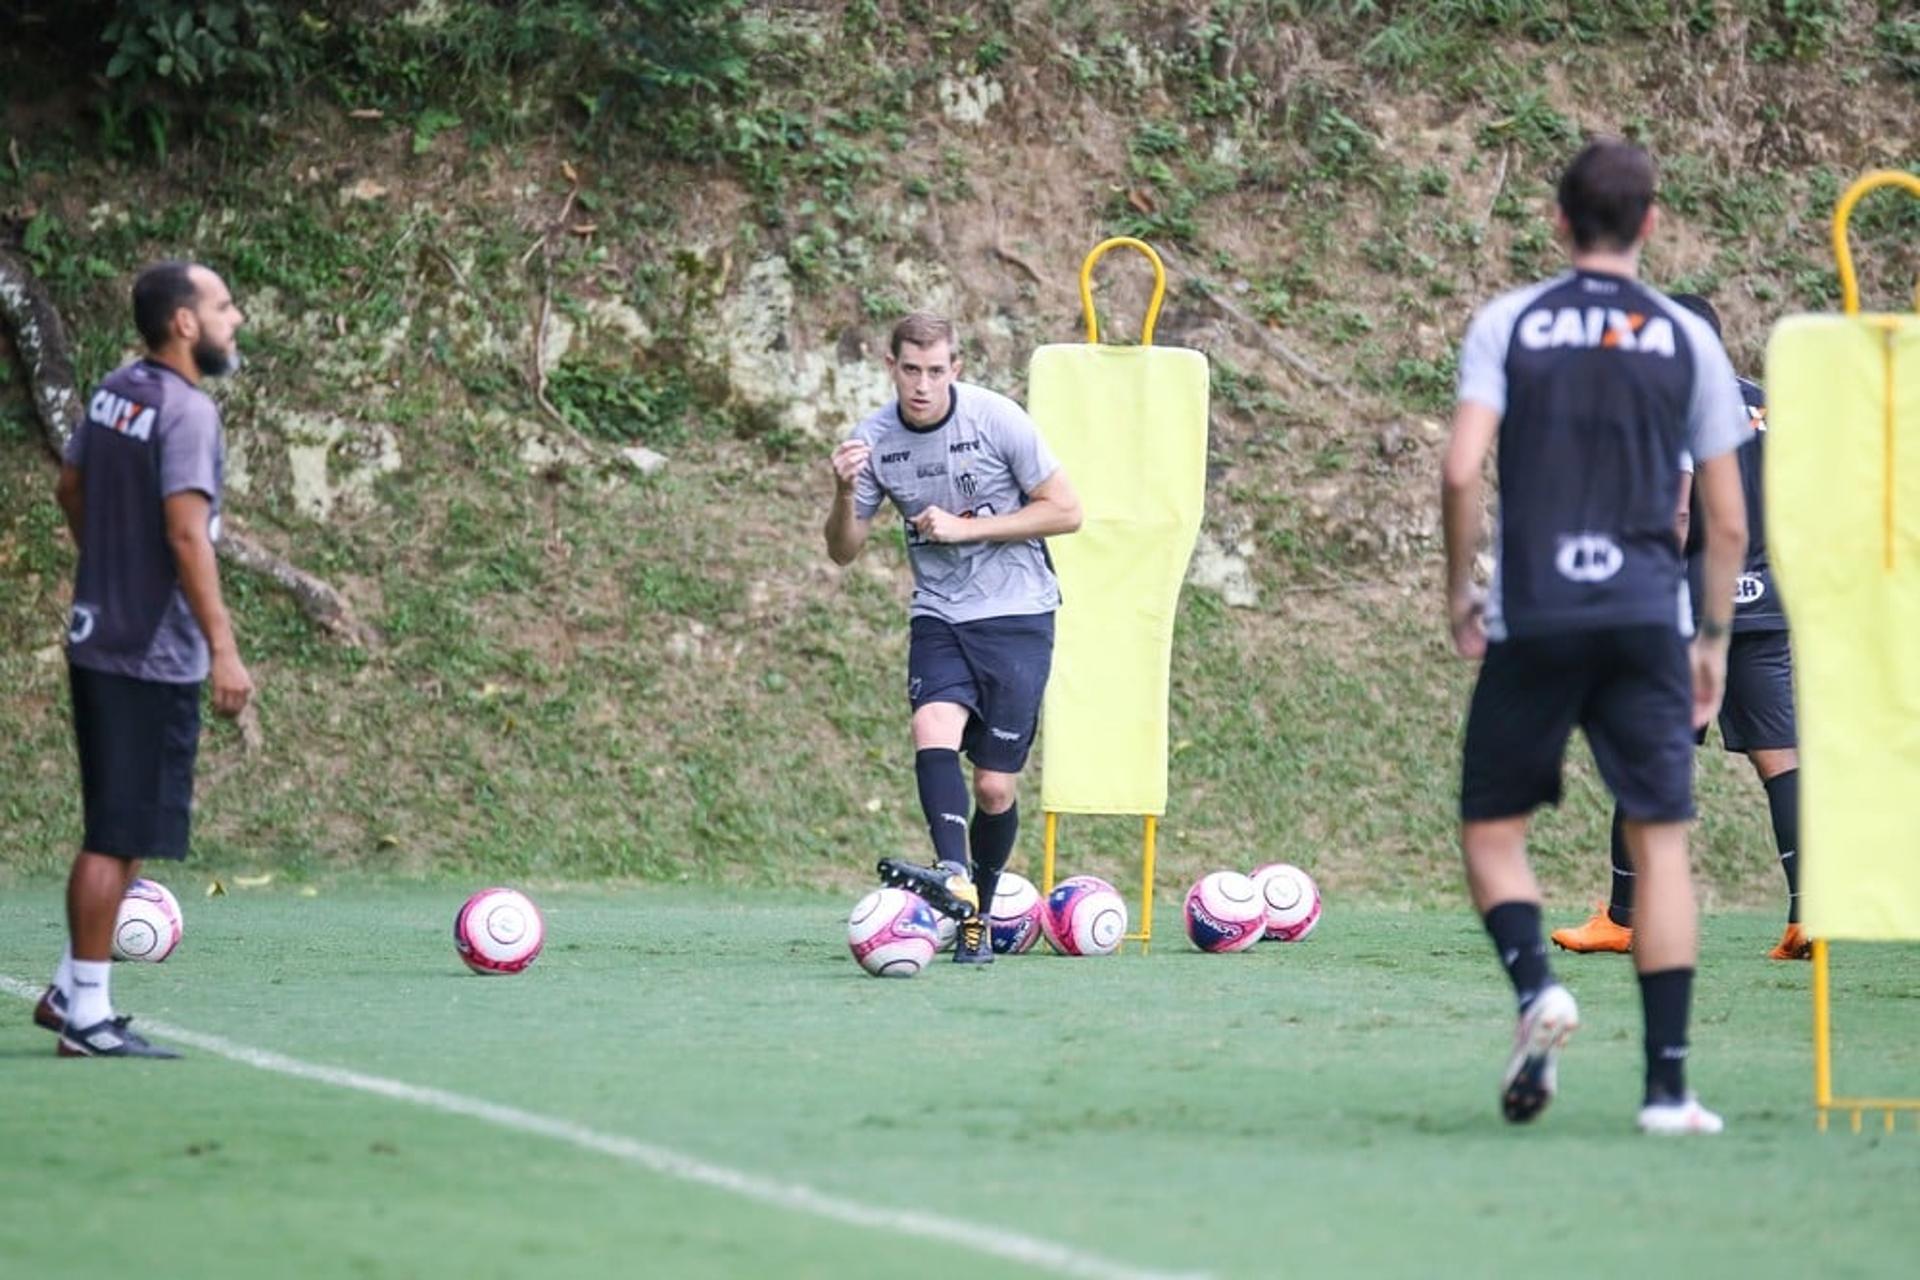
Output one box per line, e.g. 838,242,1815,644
877,618,983,920
1550,806,1635,952
1722,631,1805,957
1585,628,1719,1133
1461,635,1584,1123
58,667,186,1058
952,612,1054,965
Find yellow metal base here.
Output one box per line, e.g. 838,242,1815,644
1812,937,1920,1131
1042,810,1157,954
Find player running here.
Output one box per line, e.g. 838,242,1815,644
824,313,1082,965
1553,294,1807,962
1443,140,1748,1134
38,261,253,1057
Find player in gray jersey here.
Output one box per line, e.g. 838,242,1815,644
36,261,254,1058
1444,140,1747,1134
824,313,1082,964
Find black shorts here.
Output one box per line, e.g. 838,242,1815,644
907,612,1055,772
1712,628,1796,753
1461,626,1693,823
70,664,201,861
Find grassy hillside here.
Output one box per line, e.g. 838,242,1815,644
2,1,1916,903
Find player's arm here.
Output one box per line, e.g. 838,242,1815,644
916,468,1083,545
1441,399,1499,659
164,491,253,718
54,464,84,546
1690,451,1746,726
825,438,875,565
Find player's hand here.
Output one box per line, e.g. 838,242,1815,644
829,440,870,491
912,505,971,544
1448,586,1487,659
1689,634,1728,731
211,648,254,719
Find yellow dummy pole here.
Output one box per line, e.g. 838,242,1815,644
1813,170,1920,1132
1043,237,1169,953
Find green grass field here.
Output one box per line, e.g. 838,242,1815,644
3,886,1917,1279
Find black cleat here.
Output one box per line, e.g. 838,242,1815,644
876,858,980,921
58,1016,181,1059
953,916,994,965
33,985,67,1033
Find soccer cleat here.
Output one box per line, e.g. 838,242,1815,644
1549,906,1632,954
953,916,994,965
32,985,67,1033
1637,1095,1724,1135
1768,923,1813,961
1500,983,1579,1124
876,858,980,921
58,1016,180,1059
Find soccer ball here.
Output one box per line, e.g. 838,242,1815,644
989,872,1044,954
1183,870,1266,953
1041,875,1128,956
455,888,546,975
848,887,941,977
1250,863,1322,942
112,878,182,963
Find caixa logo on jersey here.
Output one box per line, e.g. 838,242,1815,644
1555,534,1624,584
1734,573,1766,605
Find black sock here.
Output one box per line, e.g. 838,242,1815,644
914,749,970,869
969,803,1018,914
1483,901,1554,1010
1639,967,1694,1104
1608,807,1635,927
1764,769,1801,925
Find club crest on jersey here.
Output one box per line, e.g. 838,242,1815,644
68,603,97,645
1518,307,1676,357
88,389,157,441
1555,534,1624,583
1735,573,1766,605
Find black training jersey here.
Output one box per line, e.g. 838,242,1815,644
1686,378,1783,632
1457,270,1747,640
63,359,224,683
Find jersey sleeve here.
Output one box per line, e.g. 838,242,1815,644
1681,328,1748,465
998,409,1060,495
1455,300,1514,415
158,396,221,501
849,422,886,521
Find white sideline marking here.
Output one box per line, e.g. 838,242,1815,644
2,976,1203,1280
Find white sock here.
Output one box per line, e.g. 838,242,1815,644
68,959,112,1029
52,943,74,1001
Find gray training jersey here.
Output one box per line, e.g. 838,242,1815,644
849,382,1062,624
64,359,225,683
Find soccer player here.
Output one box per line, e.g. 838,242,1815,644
824,313,1082,965
35,261,253,1057
1553,294,1807,962
1442,140,1748,1134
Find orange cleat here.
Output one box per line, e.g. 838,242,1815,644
1550,906,1633,954
1768,923,1813,961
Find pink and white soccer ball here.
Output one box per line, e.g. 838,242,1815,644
112,878,183,963
455,888,546,975
1250,863,1322,942
848,887,941,977
1041,874,1128,956
989,872,1044,955
1184,870,1266,953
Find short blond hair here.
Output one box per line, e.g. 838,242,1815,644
889,312,958,359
